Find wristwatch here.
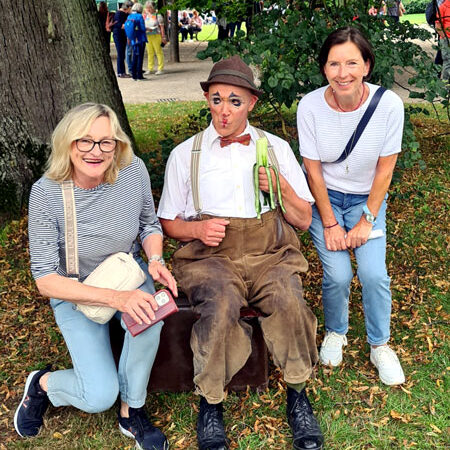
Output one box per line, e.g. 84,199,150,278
149,254,166,267
362,205,376,224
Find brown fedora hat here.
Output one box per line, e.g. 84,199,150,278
200,55,263,97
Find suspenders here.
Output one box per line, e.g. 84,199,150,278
190,127,280,216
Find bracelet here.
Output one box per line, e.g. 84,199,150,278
324,222,339,229
149,254,166,267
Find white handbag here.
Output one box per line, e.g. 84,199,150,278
61,181,146,324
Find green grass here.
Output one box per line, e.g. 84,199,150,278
125,101,205,151
195,23,248,41
401,13,427,24
1,103,449,449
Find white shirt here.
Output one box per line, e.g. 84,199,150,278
157,122,314,220
297,83,404,194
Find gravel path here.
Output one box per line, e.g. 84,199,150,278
113,28,437,105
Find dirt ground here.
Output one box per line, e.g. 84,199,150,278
112,27,438,104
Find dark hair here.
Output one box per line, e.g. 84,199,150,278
318,27,375,80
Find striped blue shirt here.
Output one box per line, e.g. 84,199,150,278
28,156,162,281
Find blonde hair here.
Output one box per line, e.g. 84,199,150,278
45,103,133,184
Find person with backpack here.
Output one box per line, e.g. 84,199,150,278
436,0,450,80
125,3,148,81
426,0,445,66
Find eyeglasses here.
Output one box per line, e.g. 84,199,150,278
75,138,117,153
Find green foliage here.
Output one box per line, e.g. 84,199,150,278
198,0,449,170
403,0,429,14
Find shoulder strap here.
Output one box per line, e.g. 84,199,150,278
334,86,387,164
254,127,280,171
190,131,204,216
61,180,79,279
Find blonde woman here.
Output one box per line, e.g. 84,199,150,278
143,1,167,75
14,103,176,450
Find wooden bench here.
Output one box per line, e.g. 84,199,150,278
110,293,269,392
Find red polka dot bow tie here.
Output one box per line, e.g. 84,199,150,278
219,133,251,148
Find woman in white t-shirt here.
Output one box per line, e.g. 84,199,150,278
297,26,405,386
143,1,167,75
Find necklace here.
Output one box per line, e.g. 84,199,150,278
332,83,365,112
337,103,363,174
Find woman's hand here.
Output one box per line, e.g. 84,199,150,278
148,260,178,297
345,217,373,249
324,224,347,251
161,35,167,44
114,289,159,325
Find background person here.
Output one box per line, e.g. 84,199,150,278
158,55,323,450
297,26,405,386
98,1,113,54
143,1,167,75
112,1,133,78
179,11,190,42
14,103,177,450
128,3,148,81
435,0,450,81
187,9,203,41
383,0,406,22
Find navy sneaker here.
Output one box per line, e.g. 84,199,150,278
119,406,169,450
14,367,51,437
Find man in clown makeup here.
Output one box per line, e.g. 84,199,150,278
157,55,324,450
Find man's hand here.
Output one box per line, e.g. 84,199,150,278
324,224,347,251
258,166,280,194
148,260,178,297
345,217,373,249
114,289,159,325
195,218,230,247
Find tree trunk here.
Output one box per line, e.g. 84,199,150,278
169,9,180,63
0,0,133,216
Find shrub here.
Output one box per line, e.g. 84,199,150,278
198,0,449,169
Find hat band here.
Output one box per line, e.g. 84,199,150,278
208,69,257,89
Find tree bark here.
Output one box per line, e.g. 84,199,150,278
0,0,134,215
169,9,180,63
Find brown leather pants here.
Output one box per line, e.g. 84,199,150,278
173,209,318,404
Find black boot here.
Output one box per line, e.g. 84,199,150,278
197,396,228,450
287,387,324,450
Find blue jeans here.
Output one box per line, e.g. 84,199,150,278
308,189,391,345
126,41,133,73
46,257,162,413
113,32,127,75
131,43,145,80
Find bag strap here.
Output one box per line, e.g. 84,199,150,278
61,180,79,279
333,86,386,164
190,131,204,216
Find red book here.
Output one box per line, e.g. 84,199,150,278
122,289,179,337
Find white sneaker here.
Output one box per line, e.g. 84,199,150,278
370,345,405,385
155,70,164,75
144,70,153,75
319,332,347,366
